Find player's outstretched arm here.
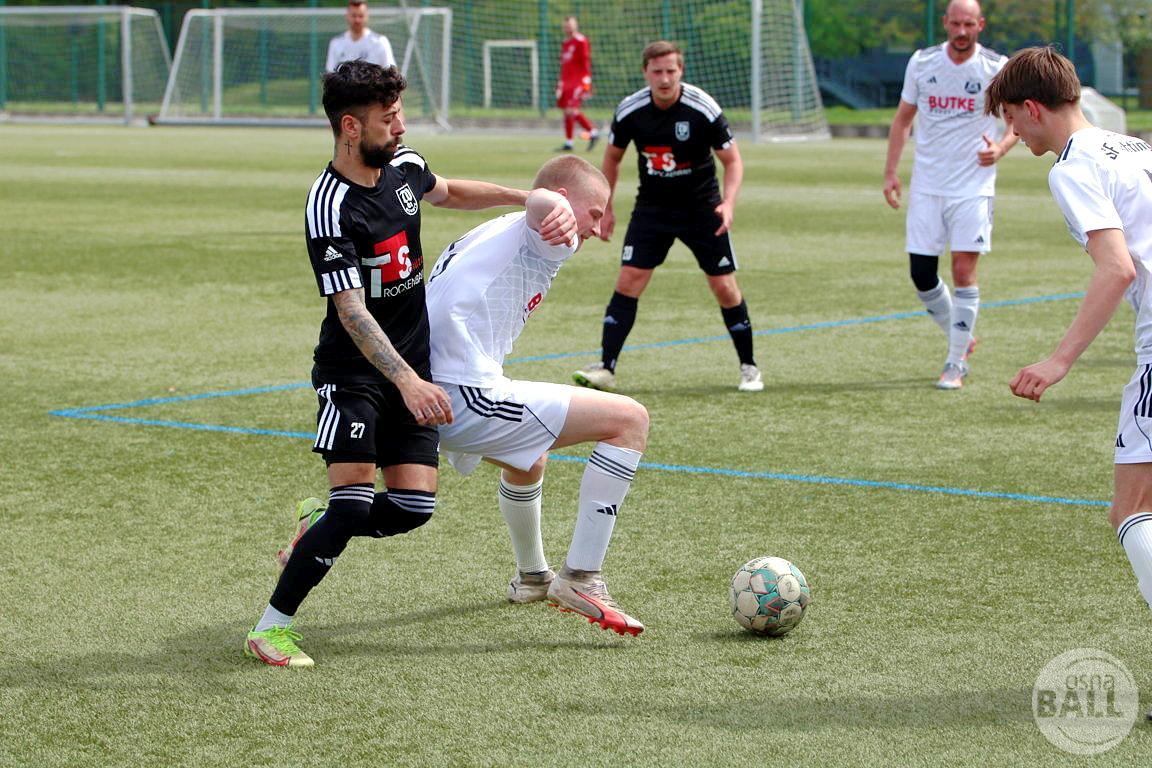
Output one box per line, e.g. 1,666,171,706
883,100,917,209
714,143,743,236
424,174,529,211
1010,228,1134,402
526,189,577,244
599,144,625,241
331,288,453,425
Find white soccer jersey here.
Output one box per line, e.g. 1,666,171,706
1048,127,1152,361
900,43,1008,197
426,206,577,387
325,29,396,72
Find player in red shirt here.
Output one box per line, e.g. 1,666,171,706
556,16,598,152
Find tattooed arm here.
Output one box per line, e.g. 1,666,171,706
331,289,453,425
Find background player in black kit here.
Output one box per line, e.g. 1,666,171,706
573,40,762,393
245,61,576,667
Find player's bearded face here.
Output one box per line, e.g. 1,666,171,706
360,135,399,168
357,103,404,168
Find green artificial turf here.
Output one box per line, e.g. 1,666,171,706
1,124,1148,767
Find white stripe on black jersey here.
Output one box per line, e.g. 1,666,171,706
680,84,722,121
391,145,426,170
319,266,363,296
614,88,652,122
306,170,350,239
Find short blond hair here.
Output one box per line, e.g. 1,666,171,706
532,155,608,196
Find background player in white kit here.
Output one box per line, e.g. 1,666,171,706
426,155,649,636
326,0,395,73
883,0,1017,389
985,48,1152,718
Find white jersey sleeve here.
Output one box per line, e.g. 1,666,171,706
1048,155,1124,247
1048,127,1152,361
426,204,577,387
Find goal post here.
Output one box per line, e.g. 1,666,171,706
158,6,451,128
0,5,170,124
751,0,828,140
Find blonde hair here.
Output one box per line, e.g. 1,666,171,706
532,155,608,196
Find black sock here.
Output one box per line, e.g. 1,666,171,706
600,291,638,373
359,489,435,537
269,484,373,616
721,300,756,366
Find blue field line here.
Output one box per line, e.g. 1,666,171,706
49,291,1085,413
507,291,1085,363
55,411,315,438
46,290,1100,509
49,381,313,416
546,455,1109,507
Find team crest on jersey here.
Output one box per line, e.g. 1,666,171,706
964,80,981,94
395,183,419,216
675,121,690,141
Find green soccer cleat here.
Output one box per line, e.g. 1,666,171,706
276,497,327,570
244,626,314,668
572,362,616,392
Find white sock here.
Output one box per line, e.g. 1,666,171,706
917,279,952,335
565,442,642,572
1118,513,1152,610
499,477,548,573
254,603,294,632
948,286,979,365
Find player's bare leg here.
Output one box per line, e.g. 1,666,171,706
1111,463,1152,720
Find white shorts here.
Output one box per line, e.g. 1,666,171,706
436,379,572,476
1115,364,1152,464
906,192,993,256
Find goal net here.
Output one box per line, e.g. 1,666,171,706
445,0,827,140
0,5,171,123
158,7,451,127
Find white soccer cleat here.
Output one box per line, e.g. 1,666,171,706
546,565,644,636
506,569,556,604
573,363,616,392
738,363,764,392
936,362,968,390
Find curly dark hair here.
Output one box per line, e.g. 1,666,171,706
322,60,408,136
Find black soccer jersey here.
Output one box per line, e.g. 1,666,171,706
609,83,734,210
305,146,437,376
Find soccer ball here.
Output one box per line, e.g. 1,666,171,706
729,556,812,637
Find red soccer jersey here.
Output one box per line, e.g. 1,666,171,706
559,33,591,85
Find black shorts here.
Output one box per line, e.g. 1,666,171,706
620,206,737,276
310,366,440,469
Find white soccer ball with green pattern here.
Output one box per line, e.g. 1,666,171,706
730,556,812,637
